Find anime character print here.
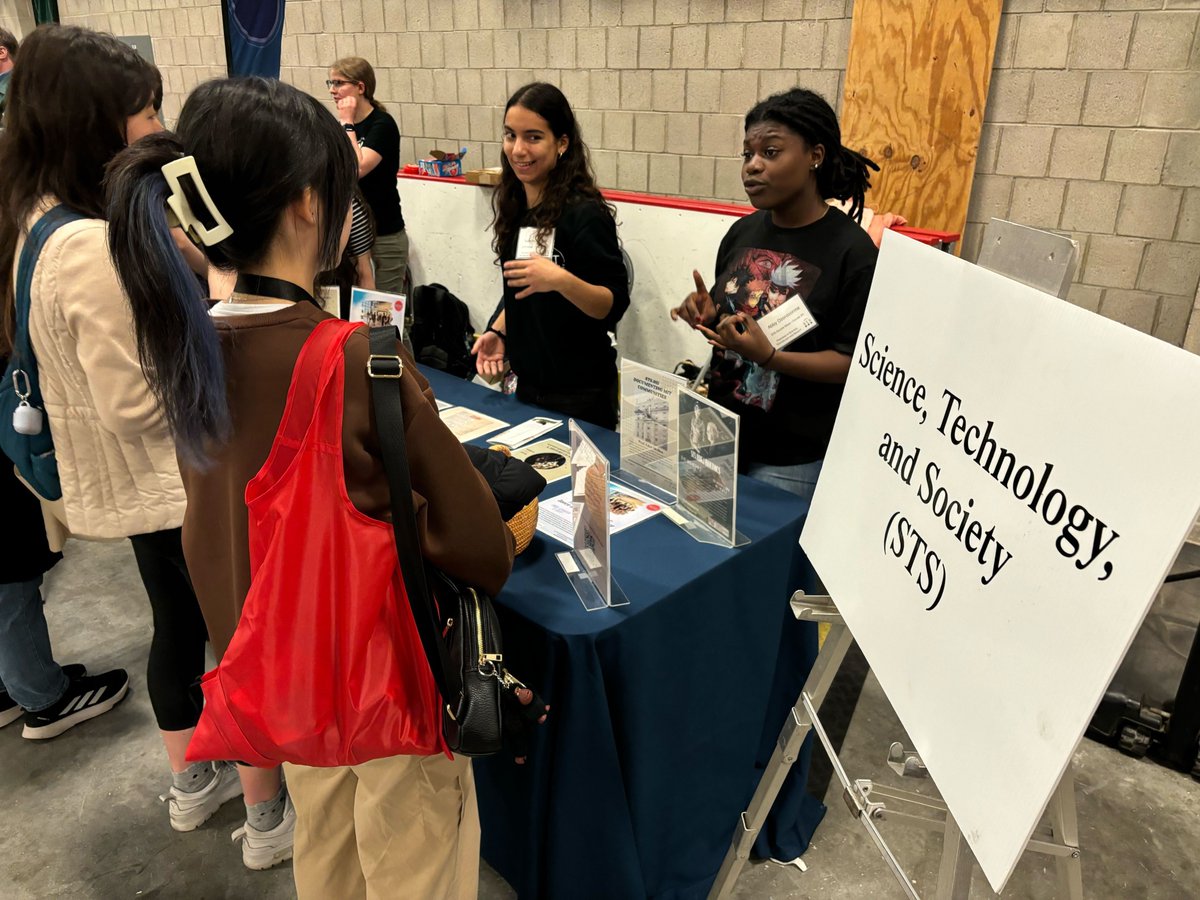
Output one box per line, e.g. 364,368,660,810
709,248,821,411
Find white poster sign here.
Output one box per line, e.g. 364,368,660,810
802,233,1200,892
618,358,685,500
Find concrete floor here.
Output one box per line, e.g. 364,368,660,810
4,538,1198,899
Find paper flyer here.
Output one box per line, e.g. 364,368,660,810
676,389,739,545
439,406,509,443
618,359,685,498
488,416,562,449
511,439,571,483
536,481,665,546
349,287,407,336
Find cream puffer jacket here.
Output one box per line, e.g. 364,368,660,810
20,205,185,539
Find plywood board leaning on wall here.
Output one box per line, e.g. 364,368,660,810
840,0,1004,242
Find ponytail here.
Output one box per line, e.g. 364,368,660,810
745,88,880,223
816,145,879,225
331,56,385,112
105,132,229,466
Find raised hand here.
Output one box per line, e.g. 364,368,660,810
697,312,774,366
471,329,507,380
335,95,358,124
670,269,718,328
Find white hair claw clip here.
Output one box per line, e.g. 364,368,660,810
162,155,233,246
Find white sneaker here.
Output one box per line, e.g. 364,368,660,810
159,761,244,833
232,794,296,870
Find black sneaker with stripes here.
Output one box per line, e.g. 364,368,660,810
22,668,130,740
0,663,89,728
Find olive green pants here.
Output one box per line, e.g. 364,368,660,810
372,229,409,295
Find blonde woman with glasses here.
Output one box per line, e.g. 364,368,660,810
328,57,408,294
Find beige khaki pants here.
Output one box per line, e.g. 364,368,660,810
284,753,479,900
373,229,409,295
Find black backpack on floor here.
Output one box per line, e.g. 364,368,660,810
408,283,476,379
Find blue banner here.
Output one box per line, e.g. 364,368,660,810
224,0,286,78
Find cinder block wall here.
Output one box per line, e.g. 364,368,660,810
972,1,1200,347
21,1,1200,349
0,0,32,42
280,0,852,206
56,0,226,124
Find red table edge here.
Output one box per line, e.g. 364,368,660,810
397,170,961,247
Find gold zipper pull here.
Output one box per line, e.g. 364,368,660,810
500,669,528,691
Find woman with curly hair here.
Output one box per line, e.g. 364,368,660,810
471,82,629,429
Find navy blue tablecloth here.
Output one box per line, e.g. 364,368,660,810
421,369,826,900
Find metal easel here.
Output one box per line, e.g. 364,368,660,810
707,593,1084,900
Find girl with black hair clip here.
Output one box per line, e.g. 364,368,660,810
672,88,880,502
471,82,630,429
105,76,516,898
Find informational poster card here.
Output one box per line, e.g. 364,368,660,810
802,232,1200,892
559,421,614,610
512,439,571,483
439,406,508,443
574,425,609,601
675,389,739,547
515,226,556,260
489,416,562,450
536,481,663,545
350,287,407,336
617,359,684,501
757,292,817,349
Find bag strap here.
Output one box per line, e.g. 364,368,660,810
367,325,456,706
274,319,357,446
11,206,87,367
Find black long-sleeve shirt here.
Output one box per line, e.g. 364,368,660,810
501,198,630,392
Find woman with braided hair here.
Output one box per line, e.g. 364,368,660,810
672,88,880,502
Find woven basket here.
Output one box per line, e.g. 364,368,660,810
506,498,539,555
490,443,539,555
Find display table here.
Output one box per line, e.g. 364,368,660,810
421,368,825,900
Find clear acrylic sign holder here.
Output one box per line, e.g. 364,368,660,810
555,420,630,612
673,389,748,548
615,358,685,505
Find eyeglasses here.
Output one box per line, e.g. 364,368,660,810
326,79,357,89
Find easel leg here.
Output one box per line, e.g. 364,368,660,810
1047,777,1083,900
934,814,973,900
707,622,856,900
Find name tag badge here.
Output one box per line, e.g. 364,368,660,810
516,226,556,260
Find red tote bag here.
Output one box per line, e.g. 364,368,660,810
187,319,445,767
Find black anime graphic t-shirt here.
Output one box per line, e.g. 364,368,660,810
706,207,878,467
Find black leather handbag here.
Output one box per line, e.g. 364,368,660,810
367,326,529,757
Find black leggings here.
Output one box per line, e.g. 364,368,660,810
128,528,207,731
